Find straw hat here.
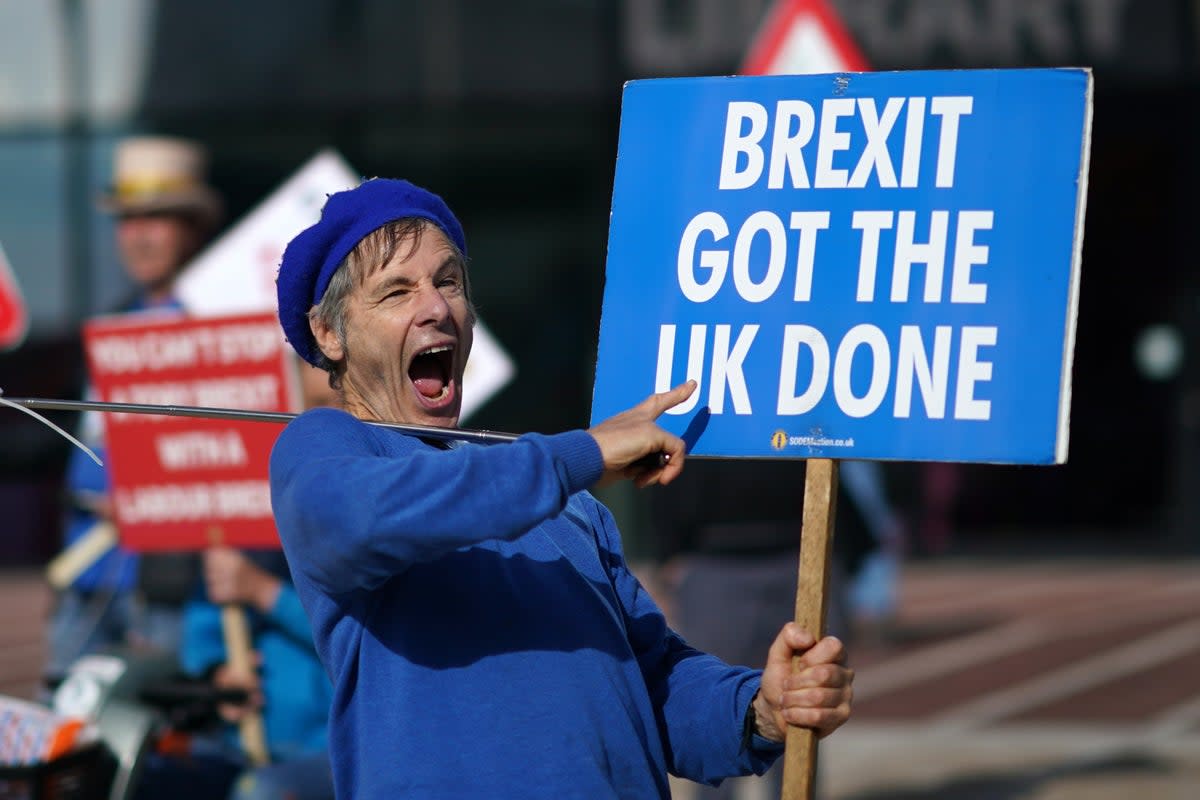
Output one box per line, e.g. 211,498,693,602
99,136,222,226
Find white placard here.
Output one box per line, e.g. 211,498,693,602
175,149,359,316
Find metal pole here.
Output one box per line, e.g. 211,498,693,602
4,396,519,446
3,396,675,472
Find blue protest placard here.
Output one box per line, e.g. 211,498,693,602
590,69,1091,464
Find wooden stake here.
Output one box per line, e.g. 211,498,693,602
209,526,270,766
45,521,117,590
221,604,270,766
781,458,839,800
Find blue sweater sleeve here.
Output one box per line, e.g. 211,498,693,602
270,409,605,596
586,498,782,784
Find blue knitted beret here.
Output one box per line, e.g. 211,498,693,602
276,177,467,365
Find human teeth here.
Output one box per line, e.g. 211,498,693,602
421,345,452,356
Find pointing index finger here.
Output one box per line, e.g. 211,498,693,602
641,380,697,418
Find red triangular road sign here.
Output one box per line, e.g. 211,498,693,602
742,0,869,76
0,243,30,351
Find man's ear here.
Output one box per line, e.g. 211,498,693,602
310,309,345,363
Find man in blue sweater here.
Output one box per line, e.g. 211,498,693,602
269,178,853,799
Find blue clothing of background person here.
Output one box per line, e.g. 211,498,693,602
135,548,334,800
268,177,854,799
180,551,332,761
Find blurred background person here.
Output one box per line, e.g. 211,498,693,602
914,461,962,556
648,457,903,799
133,545,334,800
133,358,338,800
840,460,906,641
44,136,223,684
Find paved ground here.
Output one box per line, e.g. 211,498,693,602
671,558,1200,799
0,569,51,700
5,558,1200,798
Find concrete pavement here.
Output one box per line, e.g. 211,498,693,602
670,558,1200,799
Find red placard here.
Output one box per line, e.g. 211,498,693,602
0,243,29,351
83,311,298,551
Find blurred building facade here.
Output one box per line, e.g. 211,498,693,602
1,0,1199,564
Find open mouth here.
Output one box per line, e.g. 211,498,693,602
408,344,455,404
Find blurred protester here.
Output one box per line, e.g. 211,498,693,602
133,359,337,800
916,462,961,555
133,546,334,800
840,461,906,640
649,458,901,798
45,137,222,681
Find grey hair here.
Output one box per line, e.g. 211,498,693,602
307,262,355,389
306,218,472,390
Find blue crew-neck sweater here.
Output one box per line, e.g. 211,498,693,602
270,408,781,799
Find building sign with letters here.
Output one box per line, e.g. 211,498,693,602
591,69,1091,463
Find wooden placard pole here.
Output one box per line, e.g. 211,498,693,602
209,527,270,767
221,604,270,766
45,521,117,590
781,458,839,800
